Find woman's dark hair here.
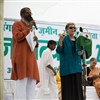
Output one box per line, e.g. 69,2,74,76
65,22,75,30
90,57,96,62
20,7,30,17
47,40,56,47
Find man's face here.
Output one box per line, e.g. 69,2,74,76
22,8,32,22
50,44,56,51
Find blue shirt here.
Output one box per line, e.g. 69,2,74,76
56,35,82,76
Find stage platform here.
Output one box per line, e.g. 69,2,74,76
4,80,100,100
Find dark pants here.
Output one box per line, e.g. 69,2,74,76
61,73,83,100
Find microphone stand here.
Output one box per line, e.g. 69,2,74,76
82,48,87,100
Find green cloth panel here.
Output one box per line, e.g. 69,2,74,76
76,36,92,59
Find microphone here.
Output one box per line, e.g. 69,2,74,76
34,22,38,30
80,27,83,32
29,16,38,30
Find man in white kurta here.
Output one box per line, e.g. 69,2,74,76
36,40,58,100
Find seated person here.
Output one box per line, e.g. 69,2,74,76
56,66,61,90
87,57,100,98
56,66,62,100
